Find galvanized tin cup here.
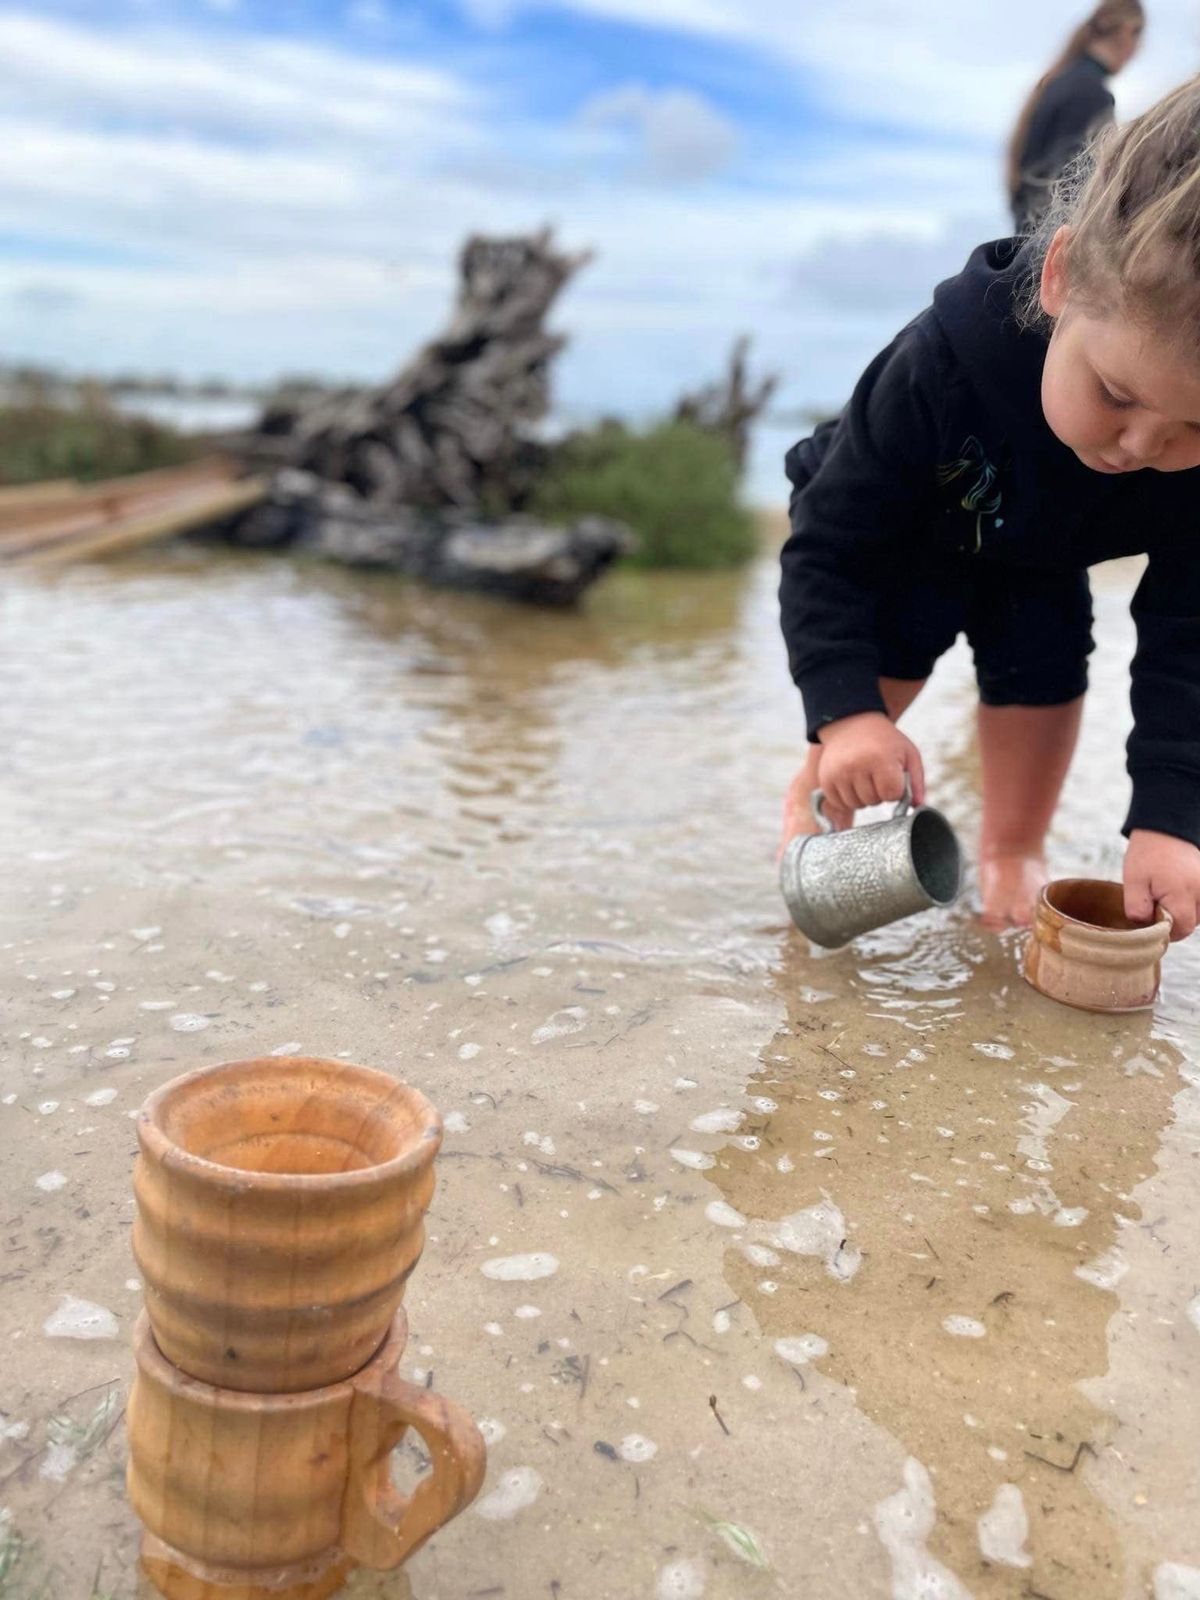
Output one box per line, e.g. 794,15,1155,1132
779,774,961,948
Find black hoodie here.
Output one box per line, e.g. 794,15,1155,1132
780,238,1200,848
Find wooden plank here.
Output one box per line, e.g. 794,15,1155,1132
0,478,78,507
0,457,242,544
7,478,267,566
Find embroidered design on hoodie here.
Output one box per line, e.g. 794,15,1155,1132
937,436,1003,552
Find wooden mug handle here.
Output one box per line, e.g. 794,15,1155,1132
341,1361,487,1570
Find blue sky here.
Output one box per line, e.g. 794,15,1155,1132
0,0,1196,463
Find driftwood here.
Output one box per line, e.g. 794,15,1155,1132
673,336,779,470
242,230,591,513
212,470,633,607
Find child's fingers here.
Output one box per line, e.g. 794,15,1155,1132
853,773,882,809
905,742,926,807
1123,876,1157,926
1159,891,1195,942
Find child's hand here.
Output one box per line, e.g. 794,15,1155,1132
1124,829,1200,941
817,712,926,814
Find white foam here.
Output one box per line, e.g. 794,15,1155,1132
618,1433,658,1462
656,1558,707,1599
1017,1082,1074,1168
1155,1565,1200,1600
973,1042,1014,1060
532,1007,587,1044
774,1334,829,1365
169,1013,210,1033
873,1457,975,1600
633,1099,659,1114
478,1418,507,1445
39,1440,78,1483
514,1305,542,1319
942,1316,986,1339
767,1194,861,1281
743,1243,780,1268
35,1170,67,1192
84,1088,118,1108
670,1148,715,1171
474,1465,544,1520
977,1484,1031,1568
1076,1249,1128,1291
705,1200,745,1228
1053,1207,1088,1228
43,1296,118,1340
481,1253,559,1282
690,1108,742,1134
458,1042,481,1061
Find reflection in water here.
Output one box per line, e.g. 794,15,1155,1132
712,916,1197,1598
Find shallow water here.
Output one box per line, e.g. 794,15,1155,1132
1,543,1197,1599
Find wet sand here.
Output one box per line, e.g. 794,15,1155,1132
1,541,1198,1599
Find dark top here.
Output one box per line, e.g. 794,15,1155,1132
780,239,1200,849
1012,54,1114,229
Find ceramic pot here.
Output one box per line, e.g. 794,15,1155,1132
1023,878,1171,1013
128,1310,486,1600
133,1057,441,1392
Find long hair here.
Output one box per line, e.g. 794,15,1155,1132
1006,2,1145,203
1018,75,1200,352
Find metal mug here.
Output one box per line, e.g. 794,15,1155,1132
779,774,961,948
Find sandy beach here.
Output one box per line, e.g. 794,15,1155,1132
1,536,1198,1600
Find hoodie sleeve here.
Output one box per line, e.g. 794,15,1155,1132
779,325,941,740
1124,551,1200,848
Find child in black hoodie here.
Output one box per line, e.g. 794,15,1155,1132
779,77,1200,940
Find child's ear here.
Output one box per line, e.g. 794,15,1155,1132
1039,226,1072,319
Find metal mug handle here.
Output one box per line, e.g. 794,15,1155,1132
810,771,913,834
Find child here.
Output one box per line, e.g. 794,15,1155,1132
779,77,1200,940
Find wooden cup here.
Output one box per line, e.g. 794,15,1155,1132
128,1310,486,1600
133,1057,442,1392
1023,878,1171,1013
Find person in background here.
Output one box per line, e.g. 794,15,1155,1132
1008,1,1144,231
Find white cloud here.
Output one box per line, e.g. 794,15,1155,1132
0,10,466,143
465,0,1200,141
4,0,1197,441
579,84,738,181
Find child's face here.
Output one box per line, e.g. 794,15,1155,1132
1040,228,1200,475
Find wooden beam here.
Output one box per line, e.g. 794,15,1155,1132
7,478,267,566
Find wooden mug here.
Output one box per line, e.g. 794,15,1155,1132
128,1310,486,1600
133,1056,442,1392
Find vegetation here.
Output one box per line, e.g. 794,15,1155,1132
0,395,201,485
532,418,758,569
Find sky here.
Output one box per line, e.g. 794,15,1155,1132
0,0,1197,439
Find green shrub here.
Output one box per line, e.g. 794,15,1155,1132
0,397,200,485
532,419,757,569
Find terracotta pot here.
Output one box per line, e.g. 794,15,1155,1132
1023,878,1171,1013
133,1057,441,1392
128,1310,486,1600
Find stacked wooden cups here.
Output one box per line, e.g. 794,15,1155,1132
126,1056,486,1600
